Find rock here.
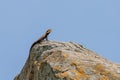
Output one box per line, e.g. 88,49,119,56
14,41,120,80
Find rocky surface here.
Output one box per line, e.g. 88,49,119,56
14,41,120,80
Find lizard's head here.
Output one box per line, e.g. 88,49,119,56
46,29,52,34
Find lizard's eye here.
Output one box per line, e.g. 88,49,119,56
47,31,49,33
47,29,52,33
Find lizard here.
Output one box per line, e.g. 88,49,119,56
30,29,52,52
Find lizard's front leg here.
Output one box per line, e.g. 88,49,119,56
46,36,48,41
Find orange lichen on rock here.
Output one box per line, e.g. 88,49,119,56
93,64,114,80
71,61,77,66
76,66,85,74
33,61,40,70
55,71,69,78
61,52,69,58
94,63,108,75
55,67,90,79
34,60,38,65
71,60,83,66
54,66,62,71
70,69,89,79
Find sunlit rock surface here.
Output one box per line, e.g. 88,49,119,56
14,41,120,80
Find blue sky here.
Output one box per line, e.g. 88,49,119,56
0,0,120,80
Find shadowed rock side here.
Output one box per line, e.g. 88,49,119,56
14,41,120,80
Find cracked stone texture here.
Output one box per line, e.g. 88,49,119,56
14,41,120,80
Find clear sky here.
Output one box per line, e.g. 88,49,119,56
0,0,120,80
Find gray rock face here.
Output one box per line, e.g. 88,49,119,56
14,41,120,80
